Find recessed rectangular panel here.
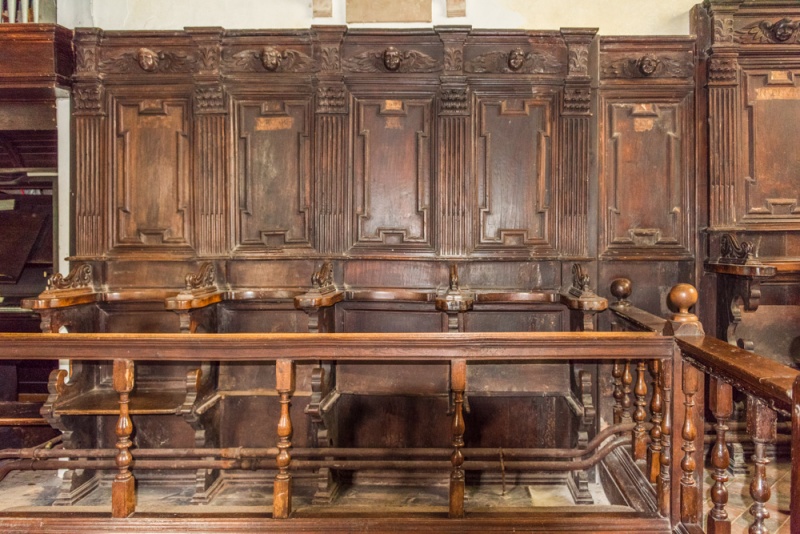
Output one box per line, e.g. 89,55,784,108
235,98,313,253
113,98,193,253
352,98,433,252
474,97,553,255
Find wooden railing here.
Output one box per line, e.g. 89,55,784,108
609,279,800,534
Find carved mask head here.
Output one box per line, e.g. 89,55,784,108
136,48,159,72
637,54,659,76
772,18,796,42
383,47,402,71
508,48,525,71
260,47,283,71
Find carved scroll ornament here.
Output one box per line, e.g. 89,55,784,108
46,264,93,292
343,47,441,73
184,263,216,291
719,234,755,265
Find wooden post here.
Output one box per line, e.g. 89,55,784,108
633,360,648,460
112,359,136,518
680,361,700,525
647,359,663,483
612,360,624,424
658,357,672,517
449,359,467,519
273,359,295,519
707,376,732,534
746,396,777,534
621,360,633,423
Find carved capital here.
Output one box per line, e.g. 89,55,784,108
440,86,469,115
708,56,739,83
74,84,104,113
194,84,225,113
563,86,591,114
316,85,347,114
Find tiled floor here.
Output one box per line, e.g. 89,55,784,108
703,459,792,533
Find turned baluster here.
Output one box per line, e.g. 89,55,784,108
612,360,624,424
680,362,700,525
633,360,648,460
449,359,467,518
658,357,673,517
274,359,295,519
707,376,733,534
647,359,663,483
112,359,136,518
746,396,777,534
621,360,633,424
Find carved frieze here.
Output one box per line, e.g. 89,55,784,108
99,47,198,74
76,47,98,75
223,47,315,73
444,47,464,73
601,54,693,79
343,47,440,73
737,18,800,44
197,46,220,73
465,48,561,74
713,15,735,45
568,47,590,77
316,85,347,114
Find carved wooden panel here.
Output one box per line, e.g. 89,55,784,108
234,97,313,254
112,96,193,254
352,97,434,253
741,70,800,225
473,95,555,256
600,98,693,258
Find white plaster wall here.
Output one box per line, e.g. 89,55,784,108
57,0,699,35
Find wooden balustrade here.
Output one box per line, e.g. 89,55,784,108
610,278,800,534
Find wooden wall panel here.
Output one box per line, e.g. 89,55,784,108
473,95,555,257
234,98,313,254
112,96,193,254
741,70,800,225
601,99,692,258
352,97,434,253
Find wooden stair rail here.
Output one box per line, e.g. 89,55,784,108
609,278,800,534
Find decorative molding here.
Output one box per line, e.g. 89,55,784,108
223,47,315,73
713,15,735,44
465,49,561,74
736,18,800,45
343,47,440,73
563,86,591,114
46,264,93,292
185,263,216,291
316,85,347,114
601,54,693,79
568,47,590,77
197,46,220,73
99,48,198,74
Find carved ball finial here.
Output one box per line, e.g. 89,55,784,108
668,283,698,321
610,278,632,303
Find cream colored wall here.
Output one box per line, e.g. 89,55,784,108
58,0,699,35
